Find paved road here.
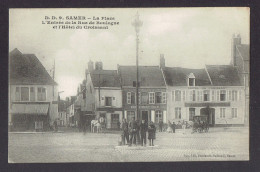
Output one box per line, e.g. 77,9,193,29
8,128,249,163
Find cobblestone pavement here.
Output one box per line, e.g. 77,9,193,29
8,127,249,163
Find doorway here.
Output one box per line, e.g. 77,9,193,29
141,111,149,123
200,107,215,126
189,108,195,121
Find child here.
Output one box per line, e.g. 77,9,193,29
148,121,156,146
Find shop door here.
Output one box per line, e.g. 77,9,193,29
141,111,148,123
111,114,119,129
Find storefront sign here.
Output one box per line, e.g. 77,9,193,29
185,102,230,107
130,105,160,109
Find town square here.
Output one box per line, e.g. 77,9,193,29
8,8,249,163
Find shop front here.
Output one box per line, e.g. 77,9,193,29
10,103,50,131
96,107,123,129
123,104,167,126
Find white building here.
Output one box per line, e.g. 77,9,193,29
9,49,58,131
84,61,123,129
162,58,246,126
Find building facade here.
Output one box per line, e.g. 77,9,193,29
58,100,69,126
118,65,167,126
230,34,249,125
162,57,246,126
9,49,58,131
81,61,123,129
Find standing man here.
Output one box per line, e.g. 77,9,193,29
140,120,148,146
128,117,137,146
171,122,176,133
121,118,129,145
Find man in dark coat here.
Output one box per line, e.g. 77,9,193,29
171,122,176,133
148,121,156,146
128,117,137,146
121,118,129,145
140,120,148,146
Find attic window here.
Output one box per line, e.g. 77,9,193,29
188,73,195,86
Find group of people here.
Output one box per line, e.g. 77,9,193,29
121,117,156,147
166,120,176,133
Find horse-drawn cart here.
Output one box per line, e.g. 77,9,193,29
192,115,209,133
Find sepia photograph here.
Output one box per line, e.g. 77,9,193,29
8,8,249,163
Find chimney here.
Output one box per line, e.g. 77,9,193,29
95,61,103,70
88,60,94,73
231,34,241,66
160,54,165,69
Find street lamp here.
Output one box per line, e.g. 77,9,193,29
132,12,143,120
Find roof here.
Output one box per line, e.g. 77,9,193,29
9,48,57,85
163,67,212,86
90,70,121,88
236,44,249,61
205,65,242,86
118,66,166,87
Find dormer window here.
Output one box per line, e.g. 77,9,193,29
188,73,195,86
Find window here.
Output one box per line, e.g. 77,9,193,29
175,108,181,119
232,108,238,118
37,87,46,101
228,90,232,101
211,90,215,101
220,90,226,101
197,90,203,101
127,92,135,104
175,90,181,101
231,90,238,101
131,93,135,104
141,92,148,104
149,92,155,104
216,90,220,101
29,87,35,101
15,87,20,101
190,90,196,101
239,90,242,101
127,111,135,122
220,108,225,118
155,92,162,103
162,92,167,103
127,92,131,104
21,87,29,101
105,97,112,106
203,90,210,101
182,91,186,101
189,78,195,86
155,110,163,123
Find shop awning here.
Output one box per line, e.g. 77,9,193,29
10,104,49,115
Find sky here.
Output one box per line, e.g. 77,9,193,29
9,8,250,99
